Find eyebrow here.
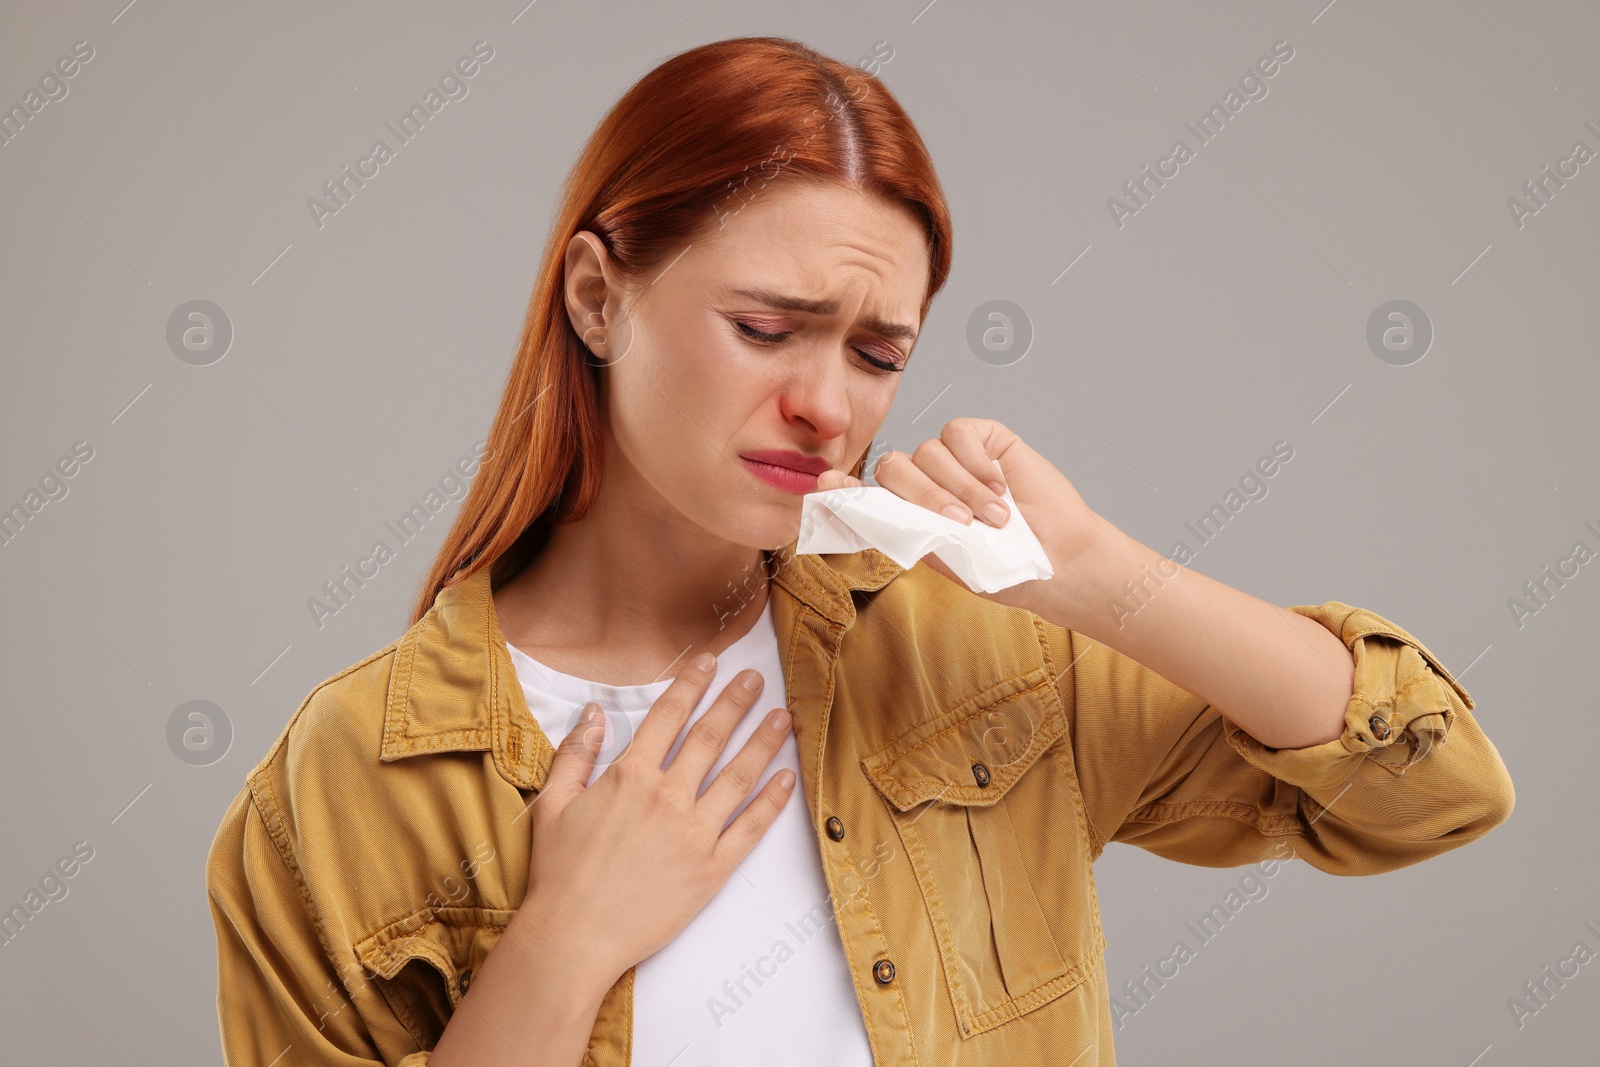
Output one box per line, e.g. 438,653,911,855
726,287,919,345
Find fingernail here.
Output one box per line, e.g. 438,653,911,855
694,652,716,671
942,504,970,523
982,502,1009,526
770,708,791,730
987,480,1005,494
741,670,763,691
584,704,602,723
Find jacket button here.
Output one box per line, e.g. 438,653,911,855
826,816,845,841
458,968,472,995
1368,715,1391,741
873,959,895,984
972,762,991,787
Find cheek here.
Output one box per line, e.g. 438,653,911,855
608,322,753,462
850,387,897,451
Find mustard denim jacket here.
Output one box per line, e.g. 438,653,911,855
206,541,1514,1066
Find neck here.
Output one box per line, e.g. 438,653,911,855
492,468,777,682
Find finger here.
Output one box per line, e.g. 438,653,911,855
661,668,768,794
879,444,1007,528
938,419,1015,525
542,703,605,804
711,765,797,870
695,706,792,829
624,651,718,770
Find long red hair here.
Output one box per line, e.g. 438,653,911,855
410,36,954,625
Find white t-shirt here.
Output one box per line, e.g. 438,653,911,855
506,596,875,1065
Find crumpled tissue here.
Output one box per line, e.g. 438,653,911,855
794,484,1054,594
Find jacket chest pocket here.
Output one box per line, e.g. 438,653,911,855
354,905,518,1049
860,673,1102,1038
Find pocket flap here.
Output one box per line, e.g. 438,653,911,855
354,905,518,982
860,669,1066,813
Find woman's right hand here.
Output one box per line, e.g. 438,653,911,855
511,651,796,988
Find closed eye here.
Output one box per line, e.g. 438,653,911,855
733,320,904,374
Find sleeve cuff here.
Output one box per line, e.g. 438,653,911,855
1221,601,1473,789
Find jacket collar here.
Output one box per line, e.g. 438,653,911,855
379,537,904,790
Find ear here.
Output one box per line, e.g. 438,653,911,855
563,232,614,361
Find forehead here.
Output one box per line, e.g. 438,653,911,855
675,180,929,322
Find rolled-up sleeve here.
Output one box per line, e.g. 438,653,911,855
1043,600,1515,875
206,783,399,1065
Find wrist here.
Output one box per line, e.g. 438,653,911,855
503,899,622,1001
1040,513,1136,629
1059,521,1187,645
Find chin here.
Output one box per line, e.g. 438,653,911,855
726,509,803,555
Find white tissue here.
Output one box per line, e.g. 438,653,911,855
794,484,1054,594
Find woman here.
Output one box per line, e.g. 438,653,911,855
206,36,1515,1067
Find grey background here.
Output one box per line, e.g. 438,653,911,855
1,0,1595,1063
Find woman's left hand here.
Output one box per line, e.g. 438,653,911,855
815,417,1113,619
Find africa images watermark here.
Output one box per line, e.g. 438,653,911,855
705,839,895,1029
1112,839,1298,1028
1505,517,1600,630
0,38,95,148
309,840,500,1035
1,439,95,549
707,41,894,233
1506,918,1600,1030
710,438,898,632
307,40,495,230
0,840,96,949
306,440,487,629
1505,116,1600,230
1108,39,1296,229
1108,440,1296,628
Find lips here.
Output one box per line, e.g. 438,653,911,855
739,450,831,496
739,449,832,475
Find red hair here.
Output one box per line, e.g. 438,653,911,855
410,36,954,625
